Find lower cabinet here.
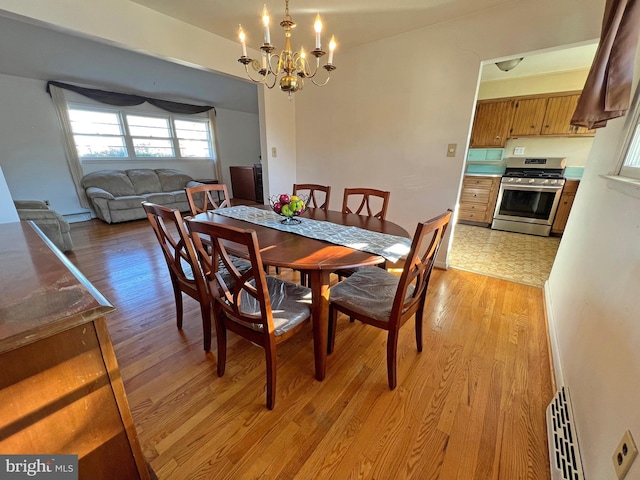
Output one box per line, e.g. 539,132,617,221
458,175,501,225
551,180,580,235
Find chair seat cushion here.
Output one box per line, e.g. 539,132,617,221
330,266,413,322
235,277,311,336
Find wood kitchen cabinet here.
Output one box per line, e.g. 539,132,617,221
470,99,515,148
542,94,596,136
551,179,580,235
509,97,548,136
458,175,501,225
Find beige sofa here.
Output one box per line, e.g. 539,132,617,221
14,200,73,252
82,168,201,223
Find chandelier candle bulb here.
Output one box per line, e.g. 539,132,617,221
239,25,248,57
328,36,336,64
262,5,271,44
314,14,323,49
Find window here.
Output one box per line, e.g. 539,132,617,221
68,105,214,161
617,86,640,181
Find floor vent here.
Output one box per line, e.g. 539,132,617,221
546,387,584,480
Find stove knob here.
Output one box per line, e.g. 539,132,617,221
528,179,536,184
515,178,522,183
507,178,514,183
550,180,557,185
542,179,550,184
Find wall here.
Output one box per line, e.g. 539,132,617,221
0,166,18,223
478,68,590,99
546,47,640,479
504,137,593,168
295,0,605,265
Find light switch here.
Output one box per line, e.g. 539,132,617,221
447,144,457,157
271,147,277,157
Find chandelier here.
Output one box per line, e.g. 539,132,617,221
237,0,336,98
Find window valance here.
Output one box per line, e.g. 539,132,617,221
45,81,216,115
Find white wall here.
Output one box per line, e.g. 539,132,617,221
478,68,590,99
504,137,593,167
295,0,605,264
546,47,640,479
0,165,18,223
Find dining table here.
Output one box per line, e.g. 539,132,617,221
190,206,410,381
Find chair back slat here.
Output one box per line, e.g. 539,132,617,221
293,184,331,211
342,188,391,220
391,210,452,324
142,202,204,293
186,220,274,332
185,183,231,215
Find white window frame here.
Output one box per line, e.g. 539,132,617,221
616,84,640,181
67,103,215,163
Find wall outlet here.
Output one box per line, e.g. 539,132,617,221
513,146,526,155
612,430,638,479
271,147,277,157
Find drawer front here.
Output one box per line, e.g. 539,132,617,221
458,209,489,222
461,189,491,204
463,177,495,189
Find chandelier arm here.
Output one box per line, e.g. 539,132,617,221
310,75,332,87
241,63,279,89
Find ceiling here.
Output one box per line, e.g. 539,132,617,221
132,0,517,51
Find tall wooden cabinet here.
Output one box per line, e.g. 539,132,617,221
551,180,580,235
458,175,501,225
0,222,150,480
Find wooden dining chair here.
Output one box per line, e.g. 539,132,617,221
336,187,392,281
142,202,213,351
328,209,452,389
185,183,231,215
342,187,391,220
185,219,312,410
293,184,331,211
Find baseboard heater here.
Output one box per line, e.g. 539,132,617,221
546,387,584,480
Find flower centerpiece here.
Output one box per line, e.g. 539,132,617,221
269,193,308,224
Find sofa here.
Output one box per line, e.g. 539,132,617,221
14,200,73,252
82,168,202,224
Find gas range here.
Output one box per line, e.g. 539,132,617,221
501,157,567,186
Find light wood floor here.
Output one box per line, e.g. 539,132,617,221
67,218,553,480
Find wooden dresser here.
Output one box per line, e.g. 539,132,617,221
0,222,150,480
458,175,501,226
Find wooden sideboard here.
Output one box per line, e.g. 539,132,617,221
0,222,150,480
230,164,264,203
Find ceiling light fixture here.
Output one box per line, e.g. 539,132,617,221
495,58,524,72
237,0,337,99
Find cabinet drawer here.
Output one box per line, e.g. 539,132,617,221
463,177,495,189
459,202,488,214
458,209,489,222
461,189,491,204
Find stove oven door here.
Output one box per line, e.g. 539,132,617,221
493,183,563,226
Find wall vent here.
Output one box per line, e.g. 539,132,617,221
547,387,584,480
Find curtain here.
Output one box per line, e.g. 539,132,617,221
571,0,640,129
208,109,224,182
49,84,91,208
46,81,216,115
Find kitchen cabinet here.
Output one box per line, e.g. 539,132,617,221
542,94,596,136
470,99,515,148
458,175,501,225
551,180,580,235
509,97,548,136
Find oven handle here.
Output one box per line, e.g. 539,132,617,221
500,183,564,193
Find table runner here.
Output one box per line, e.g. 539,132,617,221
212,206,411,262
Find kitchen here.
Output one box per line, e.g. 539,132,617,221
449,43,597,287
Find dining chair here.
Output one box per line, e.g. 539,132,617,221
293,184,331,211
328,209,452,389
342,187,391,220
185,219,312,410
185,183,231,215
142,202,213,352
335,187,392,281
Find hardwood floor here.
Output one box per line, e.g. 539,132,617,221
67,218,553,479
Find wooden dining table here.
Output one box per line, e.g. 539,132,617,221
190,206,410,381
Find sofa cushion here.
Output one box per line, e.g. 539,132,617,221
144,193,176,205
107,195,147,210
157,169,193,192
83,170,136,197
126,169,162,195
